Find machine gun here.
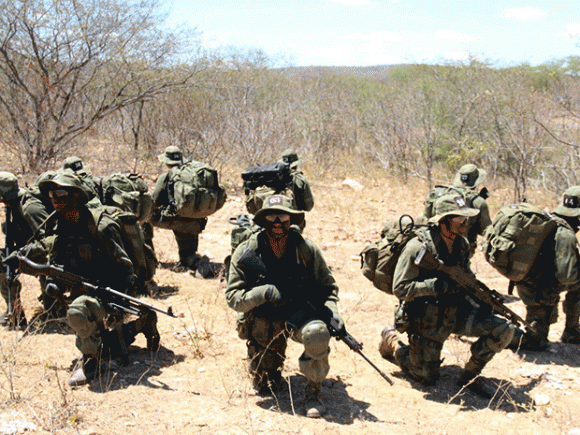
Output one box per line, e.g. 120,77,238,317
17,256,176,318
241,162,292,194
414,243,535,332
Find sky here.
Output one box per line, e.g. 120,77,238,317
166,0,580,67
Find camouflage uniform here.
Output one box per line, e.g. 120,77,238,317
510,186,580,350
379,195,514,395
23,172,158,386
226,195,342,417
280,150,315,213
151,146,208,272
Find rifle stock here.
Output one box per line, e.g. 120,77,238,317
414,243,536,332
18,256,177,318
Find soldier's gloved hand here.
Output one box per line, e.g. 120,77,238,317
264,285,283,306
331,313,345,333
434,278,450,294
45,281,64,298
2,251,20,272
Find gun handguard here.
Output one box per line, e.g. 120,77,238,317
17,256,177,318
414,244,536,332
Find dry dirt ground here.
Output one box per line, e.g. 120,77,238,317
1,173,580,435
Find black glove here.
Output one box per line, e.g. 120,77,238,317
45,281,64,298
434,278,450,294
2,251,20,272
264,285,283,306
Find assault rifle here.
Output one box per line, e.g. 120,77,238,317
17,256,177,318
414,243,536,332
241,162,292,194
3,206,16,316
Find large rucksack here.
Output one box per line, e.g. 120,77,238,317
166,161,227,219
481,202,558,282
90,206,158,285
360,215,425,294
100,173,153,224
423,185,482,219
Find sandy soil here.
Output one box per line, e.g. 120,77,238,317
1,174,579,435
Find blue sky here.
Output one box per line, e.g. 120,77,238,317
167,0,580,67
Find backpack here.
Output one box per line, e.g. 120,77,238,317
167,161,227,219
224,214,261,282
90,206,158,284
245,185,295,215
100,173,153,224
481,202,558,282
423,185,481,219
360,215,425,294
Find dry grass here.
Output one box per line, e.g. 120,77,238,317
0,162,578,435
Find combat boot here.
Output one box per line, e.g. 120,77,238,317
124,311,160,351
457,359,495,400
378,325,398,363
304,380,325,418
252,369,285,396
68,354,99,387
561,326,580,344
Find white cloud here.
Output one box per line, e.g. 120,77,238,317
560,23,580,38
503,8,547,20
445,52,471,62
432,30,474,41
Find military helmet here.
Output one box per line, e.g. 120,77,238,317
554,186,580,218
39,171,90,204
428,194,479,223
62,156,84,172
453,164,487,189
0,172,21,202
158,146,183,166
253,194,305,227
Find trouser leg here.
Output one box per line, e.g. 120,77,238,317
247,317,287,393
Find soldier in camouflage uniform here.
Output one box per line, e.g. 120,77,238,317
452,164,492,256
226,195,343,418
279,150,314,214
150,146,211,276
61,156,102,201
509,186,580,351
0,172,32,329
379,195,515,398
13,172,159,386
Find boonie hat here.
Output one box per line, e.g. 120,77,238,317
62,156,84,172
428,194,479,223
158,146,183,165
39,171,90,204
253,195,305,227
453,164,487,188
554,186,580,218
0,172,21,202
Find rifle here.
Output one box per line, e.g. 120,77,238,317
17,256,177,318
414,243,536,332
3,205,16,316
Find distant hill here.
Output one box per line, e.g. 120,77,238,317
274,64,410,80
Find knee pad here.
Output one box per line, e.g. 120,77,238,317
301,320,330,359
